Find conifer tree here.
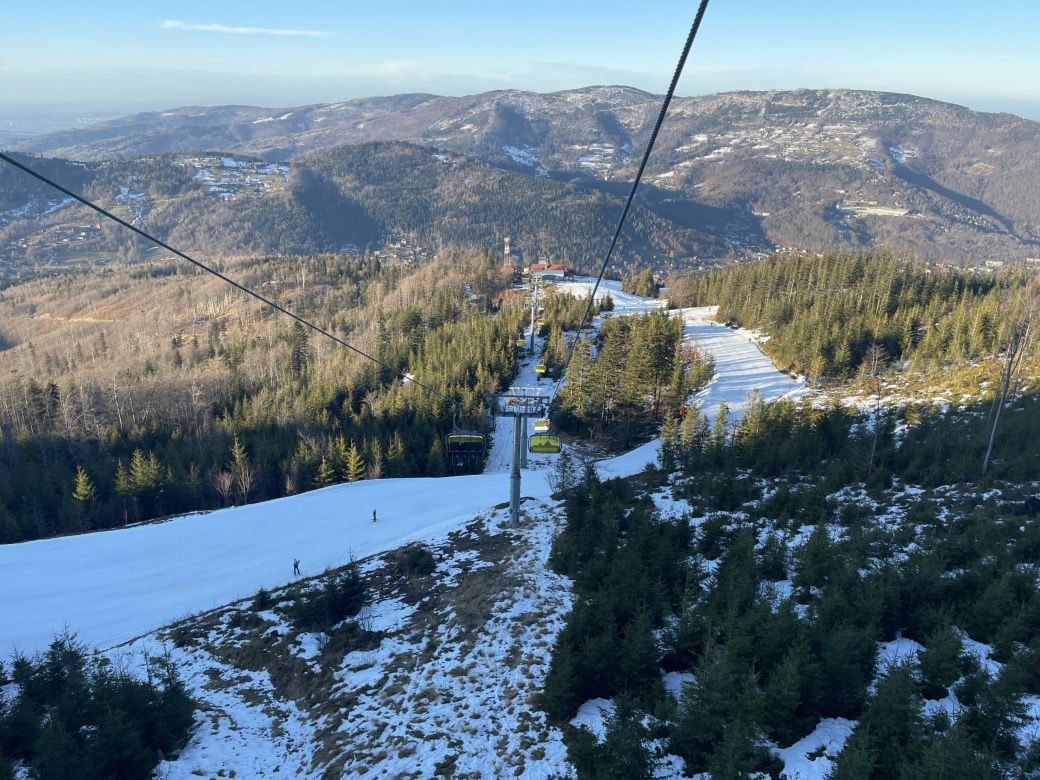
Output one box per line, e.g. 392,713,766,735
113,460,132,503
426,438,446,477
288,321,309,379
918,624,964,699
831,663,924,778
763,637,817,744
709,402,730,457
671,640,738,768
344,441,366,482
659,413,679,473
72,465,97,504
597,697,656,779
560,335,594,420
549,448,577,494
386,433,406,477
367,438,384,479
313,456,336,487
706,674,765,780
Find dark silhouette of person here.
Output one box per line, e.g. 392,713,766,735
292,559,300,576
372,509,377,523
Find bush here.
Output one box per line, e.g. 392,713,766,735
289,562,369,633
252,587,274,611
399,545,436,577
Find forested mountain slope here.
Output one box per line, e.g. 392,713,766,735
9,87,1040,264
0,143,724,276
0,249,519,542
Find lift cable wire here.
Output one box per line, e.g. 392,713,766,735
548,0,710,406
0,150,452,403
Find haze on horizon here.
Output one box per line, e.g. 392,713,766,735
2,0,1039,130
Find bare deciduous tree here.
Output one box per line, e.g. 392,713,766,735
863,342,888,477
211,469,235,506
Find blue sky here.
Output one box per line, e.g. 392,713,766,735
2,0,1039,121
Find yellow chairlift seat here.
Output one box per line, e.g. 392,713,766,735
529,434,561,454
445,430,485,473
534,364,547,375
533,419,551,432
537,320,546,327
516,338,527,348
446,432,485,447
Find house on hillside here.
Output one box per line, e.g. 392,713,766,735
499,264,522,285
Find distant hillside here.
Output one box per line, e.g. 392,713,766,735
0,144,727,275
6,87,1040,265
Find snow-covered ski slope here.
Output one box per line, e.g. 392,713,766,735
599,306,810,478
560,276,668,314
1,286,805,658
0,474,551,656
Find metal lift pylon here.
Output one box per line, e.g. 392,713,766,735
496,387,548,525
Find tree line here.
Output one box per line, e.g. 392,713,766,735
0,249,521,543
666,251,1038,381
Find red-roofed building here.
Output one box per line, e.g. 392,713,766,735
527,263,568,282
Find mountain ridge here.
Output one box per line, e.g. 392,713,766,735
4,86,1040,266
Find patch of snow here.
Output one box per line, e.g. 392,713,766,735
571,697,614,740
774,718,856,780
876,636,924,676
663,671,695,701
42,197,74,215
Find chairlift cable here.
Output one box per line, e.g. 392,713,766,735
0,150,452,403
548,0,711,407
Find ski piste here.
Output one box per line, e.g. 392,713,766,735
1,282,806,656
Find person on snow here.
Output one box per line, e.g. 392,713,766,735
293,558,301,576
372,509,377,523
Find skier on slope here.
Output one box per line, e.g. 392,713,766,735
372,509,377,523
293,558,300,576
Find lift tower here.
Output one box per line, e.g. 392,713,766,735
496,387,548,525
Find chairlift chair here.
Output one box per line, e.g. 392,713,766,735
529,433,561,454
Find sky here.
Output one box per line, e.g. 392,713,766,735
1,0,1039,129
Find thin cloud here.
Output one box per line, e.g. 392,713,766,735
160,20,330,39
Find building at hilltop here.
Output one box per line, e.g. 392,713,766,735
527,263,568,283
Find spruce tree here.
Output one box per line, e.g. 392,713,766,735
113,460,132,503
763,638,814,744
597,697,656,779
833,664,924,778
386,433,406,477
670,640,737,768
367,438,384,479
918,625,964,700
344,441,366,482
426,438,446,477
706,674,765,780
72,465,97,504
313,456,336,487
